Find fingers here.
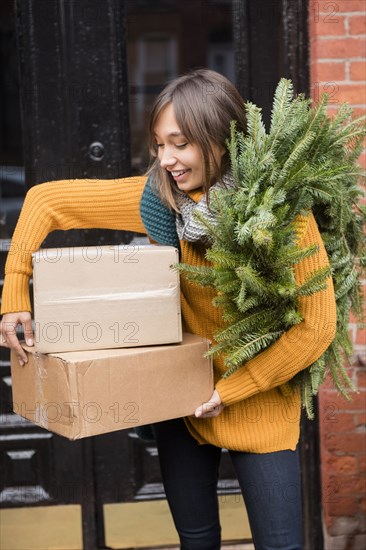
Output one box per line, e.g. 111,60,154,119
195,389,224,418
0,327,9,348
22,315,35,347
1,321,27,365
0,312,33,366
195,402,224,418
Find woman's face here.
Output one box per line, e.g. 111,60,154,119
154,103,224,193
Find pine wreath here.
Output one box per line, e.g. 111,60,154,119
178,79,366,418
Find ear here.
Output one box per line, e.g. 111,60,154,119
212,142,226,159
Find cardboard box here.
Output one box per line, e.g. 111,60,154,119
10,333,213,440
32,244,182,353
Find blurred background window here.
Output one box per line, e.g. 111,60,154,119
126,0,233,172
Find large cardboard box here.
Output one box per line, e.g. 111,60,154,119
10,333,213,440
32,244,182,353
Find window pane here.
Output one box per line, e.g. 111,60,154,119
126,0,233,173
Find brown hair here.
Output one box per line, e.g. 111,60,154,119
147,68,246,210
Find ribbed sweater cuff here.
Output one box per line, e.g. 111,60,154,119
216,369,259,406
1,273,31,314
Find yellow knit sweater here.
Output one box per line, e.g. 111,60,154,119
1,176,337,452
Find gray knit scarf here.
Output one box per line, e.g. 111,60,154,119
174,172,234,244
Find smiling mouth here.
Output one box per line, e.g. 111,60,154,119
171,169,189,177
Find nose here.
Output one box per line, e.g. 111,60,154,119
159,147,176,169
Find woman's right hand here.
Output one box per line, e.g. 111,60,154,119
0,312,34,366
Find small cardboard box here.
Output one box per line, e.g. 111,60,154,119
32,244,182,353
10,333,213,440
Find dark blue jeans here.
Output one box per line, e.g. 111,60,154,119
153,418,303,550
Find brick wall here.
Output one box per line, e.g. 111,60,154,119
309,1,366,548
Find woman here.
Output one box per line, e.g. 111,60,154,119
0,69,336,549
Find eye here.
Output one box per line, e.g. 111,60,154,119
155,143,164,149
176,143,188,149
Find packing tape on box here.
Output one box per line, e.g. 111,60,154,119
36,286,178,304
34,351,49,430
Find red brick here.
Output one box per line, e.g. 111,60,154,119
350,60,366,80
349,61,366,80
322,476,342,502
349,311,359,323
327,495,359,516
327,83,366,104
320,390,350,415
313,61,346,81
321,462,333,481
361,497,366,513
322,474,366,499
310,1,365,23
355,417,366,431
322,509,333,530
330,1,366,12
356,326,366,345
325,432,366,453
349,15,366,34
320,450,334,471
359,453,366,473
320,390,365,415
319,373,338,391
357,412,366,426
349,321,358,338
316,38,366,59
346,391,366,411
335,412,357,430
314,15,347,36
341,474,366,495
320,408,354,431
357,370,366,389
326,455,358,474
310,37,318,64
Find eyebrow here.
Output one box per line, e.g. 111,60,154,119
154,131,184,138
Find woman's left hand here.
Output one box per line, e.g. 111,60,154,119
194,389,224,418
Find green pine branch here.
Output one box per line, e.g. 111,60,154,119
178,78,366,417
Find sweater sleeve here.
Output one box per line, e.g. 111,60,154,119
1,176,147,314
215,212,337,406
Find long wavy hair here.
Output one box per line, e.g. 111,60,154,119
147,68,247,211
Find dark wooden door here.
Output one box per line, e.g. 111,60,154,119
0,1,322,549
